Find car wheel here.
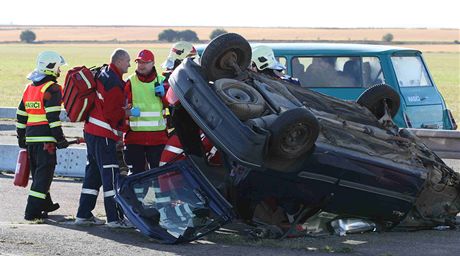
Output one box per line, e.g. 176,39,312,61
268,108,319,159
357,84,400,119
201,33,251,81
214,78,266,121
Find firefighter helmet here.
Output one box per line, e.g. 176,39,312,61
36,51,66,77
251,45,285,71
161,41,197,69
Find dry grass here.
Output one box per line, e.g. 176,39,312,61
0,26,458,42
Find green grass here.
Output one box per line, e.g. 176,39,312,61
423,53,460,123
0,44,169,107
0,44,458,124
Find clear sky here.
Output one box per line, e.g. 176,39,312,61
1,0,459,28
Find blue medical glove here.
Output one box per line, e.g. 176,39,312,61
130,107,140,117
155,84,165,97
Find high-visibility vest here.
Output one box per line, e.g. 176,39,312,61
23,81,60,143
128,74,166,132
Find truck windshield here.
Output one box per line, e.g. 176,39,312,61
391,56,432,87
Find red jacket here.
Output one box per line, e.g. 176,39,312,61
123,69,169,145
84,64,127,141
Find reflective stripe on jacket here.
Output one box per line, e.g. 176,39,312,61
128,74,166,132
22,81,60,143
23,81,55,126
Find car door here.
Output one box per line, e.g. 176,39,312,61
390,54,447,129
116,159,234,244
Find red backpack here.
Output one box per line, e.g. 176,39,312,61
63,65,105,122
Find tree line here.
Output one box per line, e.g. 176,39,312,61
18,29,411,44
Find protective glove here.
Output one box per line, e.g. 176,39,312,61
129,107,141,117
155,83,165,97
17,136,27,149
56,139,70,149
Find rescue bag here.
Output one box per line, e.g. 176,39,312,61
63,65,105,122
14,149,30,187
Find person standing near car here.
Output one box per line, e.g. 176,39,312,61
75,48,134,228
17,51,69,220
251,45,300,85
160,41,204,161
123,49,168,174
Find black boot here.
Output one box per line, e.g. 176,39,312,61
25,196,48,220
43,193,60,213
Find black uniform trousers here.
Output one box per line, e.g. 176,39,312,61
123,144,165,175
25,143,57,217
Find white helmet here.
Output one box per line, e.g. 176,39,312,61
161,41,197,69
36,51,66,77
251,45,285,71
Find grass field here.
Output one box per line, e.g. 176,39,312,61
0,44,458,124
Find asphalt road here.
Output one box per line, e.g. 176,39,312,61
1,120,460,255
2,173,460,256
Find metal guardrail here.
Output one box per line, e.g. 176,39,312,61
406,128,460,159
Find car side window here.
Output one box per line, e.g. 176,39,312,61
292,56,384,88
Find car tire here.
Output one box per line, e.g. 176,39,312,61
268,108,319,159
201,33,251,81
214,78,266,121
357,84,400,119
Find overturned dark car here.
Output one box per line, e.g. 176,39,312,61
115,33,460,243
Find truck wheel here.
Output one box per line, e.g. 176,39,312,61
201,33,251,81
357,84,400,119
268,108,319,159
214,79,266,121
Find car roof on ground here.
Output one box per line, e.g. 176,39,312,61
197,42,420,55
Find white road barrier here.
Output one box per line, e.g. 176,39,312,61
0,144,86,177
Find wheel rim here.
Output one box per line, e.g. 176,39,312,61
280,122,311,154
218,51,238,71
225,87,253,102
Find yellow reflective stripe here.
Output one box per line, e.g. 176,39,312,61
28,114,47,123
40,81,55,93
26,136,57,143
49,121,62,128
16,122,26,129
29,190,46,199
16,109,28,116
45,106,61,113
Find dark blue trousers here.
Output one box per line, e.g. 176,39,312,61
76,133,123,222
123,144,165,175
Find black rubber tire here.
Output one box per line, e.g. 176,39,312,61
214,78,266,120
268,108,319,159
201,33,251,81
357,84,400,119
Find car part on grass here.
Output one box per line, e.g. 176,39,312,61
267,108,319,159
201,33,251,81
357,84,400,119
214,78,266,120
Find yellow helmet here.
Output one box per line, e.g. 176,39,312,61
161,41,197,69
251,45,285,71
